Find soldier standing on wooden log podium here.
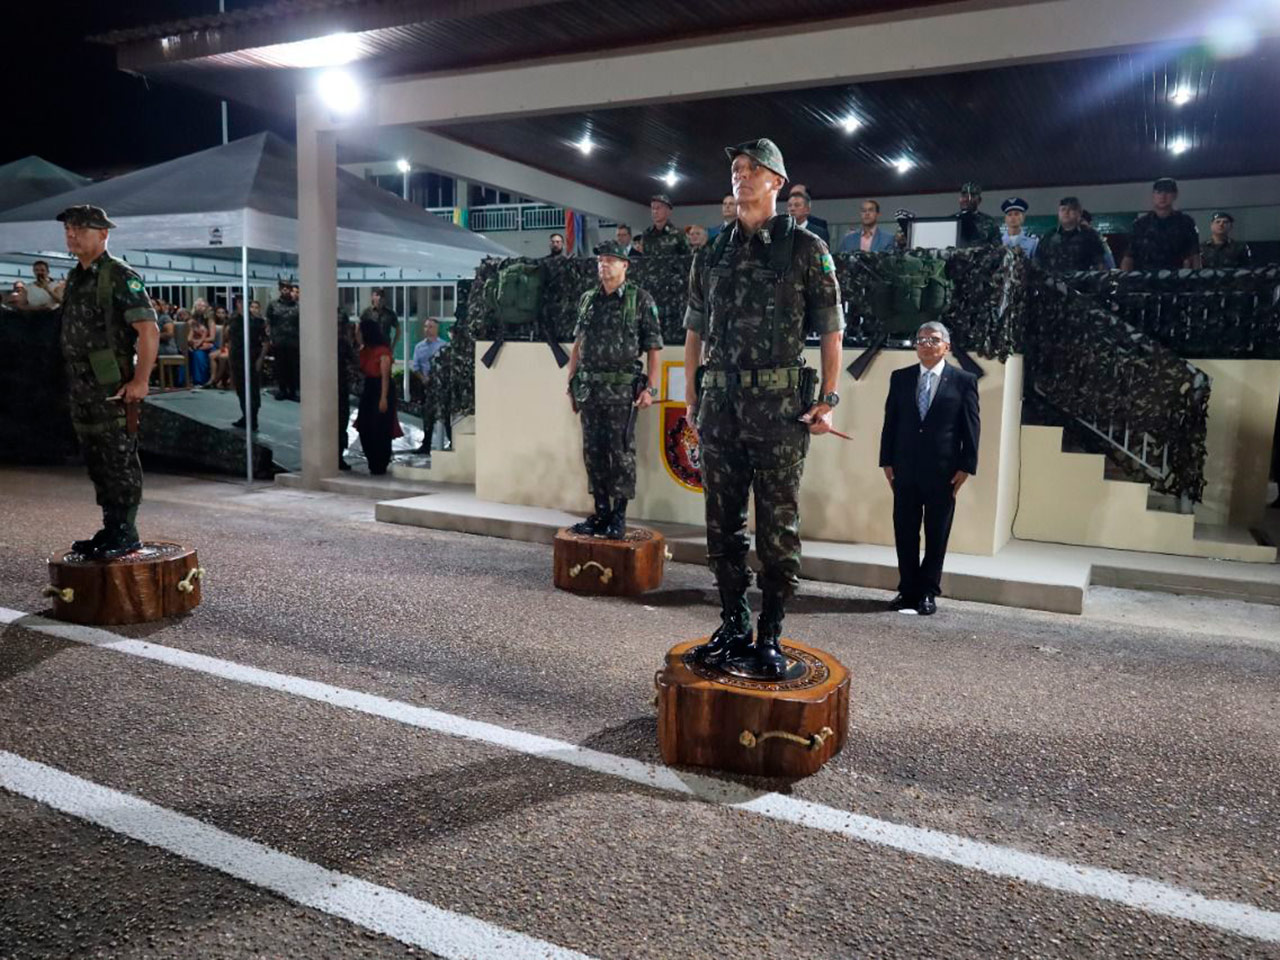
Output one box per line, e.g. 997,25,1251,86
683,139,844,680
58,204,159,560
565,240,663,539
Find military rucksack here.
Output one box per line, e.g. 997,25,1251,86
869,253,952,338
494,260,544,326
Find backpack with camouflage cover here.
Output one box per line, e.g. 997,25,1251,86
870,253,952,338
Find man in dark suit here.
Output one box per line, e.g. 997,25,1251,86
879,321,980,615
786,185,830,244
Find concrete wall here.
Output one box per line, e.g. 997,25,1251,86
1194,359,1280,527
475,343,1022,557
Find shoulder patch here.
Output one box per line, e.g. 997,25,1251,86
820,252,836,275
126,276,145,294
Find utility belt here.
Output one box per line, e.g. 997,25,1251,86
699,366,805,393
574,370,637,385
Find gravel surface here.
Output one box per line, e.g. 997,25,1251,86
1,465,1278,959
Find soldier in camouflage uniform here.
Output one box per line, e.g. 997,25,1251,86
684,139,844,680
1200,211,1252,268
360,287,400,354
57,205,159,559
640,194,692,257
566,240,663,539
955,182,1001,249
1122,178,1200,271
1034,196,1110,272
266,280,301,400
229,295,266,430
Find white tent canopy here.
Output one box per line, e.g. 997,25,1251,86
0,132,511,278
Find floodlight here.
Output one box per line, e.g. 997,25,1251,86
1169,137,1190,155
1169,87,1193,107
893,158,914,174
840,116,862,134
577,137,594,156
396,158,411,173
663,170,678,187
317,69,362,115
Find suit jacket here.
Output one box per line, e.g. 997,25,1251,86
838,226,896,253
798,216,830,245
879,362,980,483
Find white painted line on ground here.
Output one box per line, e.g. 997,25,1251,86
0,750,594,960
4,606,1280,944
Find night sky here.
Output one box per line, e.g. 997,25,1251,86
4,1,288,178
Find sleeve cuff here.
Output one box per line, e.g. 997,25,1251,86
682,306,706,334
125,307,157,324
810,305,844,335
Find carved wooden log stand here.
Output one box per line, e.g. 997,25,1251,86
46,542,203,625
553,527,667,597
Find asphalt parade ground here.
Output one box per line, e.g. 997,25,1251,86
1,465,1278,959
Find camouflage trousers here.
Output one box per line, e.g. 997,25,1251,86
70,397,142,510
699,426,808,600
580,401,635,500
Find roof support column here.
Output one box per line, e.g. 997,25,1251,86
298,96,338,487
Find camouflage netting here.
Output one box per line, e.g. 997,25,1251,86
0,310,77,462
1059,266,1280,359
1025,277,1211,501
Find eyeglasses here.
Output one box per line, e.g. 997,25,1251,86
915,337,946,346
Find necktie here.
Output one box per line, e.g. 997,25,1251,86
917,371,932,420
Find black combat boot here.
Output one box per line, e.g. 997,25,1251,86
692,588,753,666
71,524,108,556
92,506,142,561
599,498,628,539
724,590,789,680
570,494,610,536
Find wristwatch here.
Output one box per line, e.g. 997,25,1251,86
820,391,840,407
647,386,659,398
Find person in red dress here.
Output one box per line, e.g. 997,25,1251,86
354,317,403,474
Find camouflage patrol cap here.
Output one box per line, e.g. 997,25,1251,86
594,239,631,263
56,205,116,229
724,138,788,181
1152,177,1179,193
649,194,674,209
1210,210,1234,222
1058,196,1082,209
960,182,982,196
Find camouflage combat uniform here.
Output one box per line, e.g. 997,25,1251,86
571,281,663,500
267,294,301,398
1200,239,1252,268
360,302,400,349
956,210,1001,249
59,251,156,513
640,222,692,257
1034,225,1109,272
228,305,266,426
685,215,843,600
1128,211,1199,270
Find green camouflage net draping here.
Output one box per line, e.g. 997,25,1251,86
1058,266,1280,359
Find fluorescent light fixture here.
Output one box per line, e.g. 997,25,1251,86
317,69,363,115
1169,136,1190,155
577,136,594,156
663,170,678,188
395,158,411,173
840,115,862,134
1169,86,1193,106
259,32,363,69
893,158,914,174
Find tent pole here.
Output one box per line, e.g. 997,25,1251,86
242,246,252,484
402,283,410,402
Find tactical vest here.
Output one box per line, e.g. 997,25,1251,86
577,281,638,329
701,214,798,369
64,255,137,389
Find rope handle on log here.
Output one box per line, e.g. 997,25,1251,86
567,560,612,584
663,547,673,561
739,726,834,753
177,567,206,594
42,586,74,603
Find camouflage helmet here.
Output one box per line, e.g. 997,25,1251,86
724,138,788,181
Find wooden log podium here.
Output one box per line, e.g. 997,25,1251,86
655,639,850,778
45,542,202,626
553,527,666,597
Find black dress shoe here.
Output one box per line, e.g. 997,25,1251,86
917,595,937,616
338,459,352,471
888,593,915,611
231,417,246,428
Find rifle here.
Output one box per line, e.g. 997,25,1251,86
623,373,648,447
847,332,888,380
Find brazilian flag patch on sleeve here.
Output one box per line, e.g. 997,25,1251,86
820,252,836,275
126,276,144,293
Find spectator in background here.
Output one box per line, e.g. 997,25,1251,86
158,308,186,387
1122,178,1200,270
785,189,830,244
688,224,709,249
267,280,301,401
788,184,829,242
1080,210,1117,268
710,194,737,239
1035,196,1109,271
354,317,403,475
839,199,895,253
641,195,691,255
631,235,644,255
360,287,400,355
209,305,232,388
955,182,1001,248
230,298,267,430
615,224,637,258
999,197,1038,256
410,317,447,454
187,311,215,385
25,261,62,309
1201,211,1252,268
5,280,28,308
545,233,566,259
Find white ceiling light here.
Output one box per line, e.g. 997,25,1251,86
257,32,363,69
1169,86,1193,106
663,170,678,188
317,69,363,115
1206,16,1257,59
893,158,914,174
840,116,862,134
577,136,594,156
1169,136,1191,155
395,158,411,173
